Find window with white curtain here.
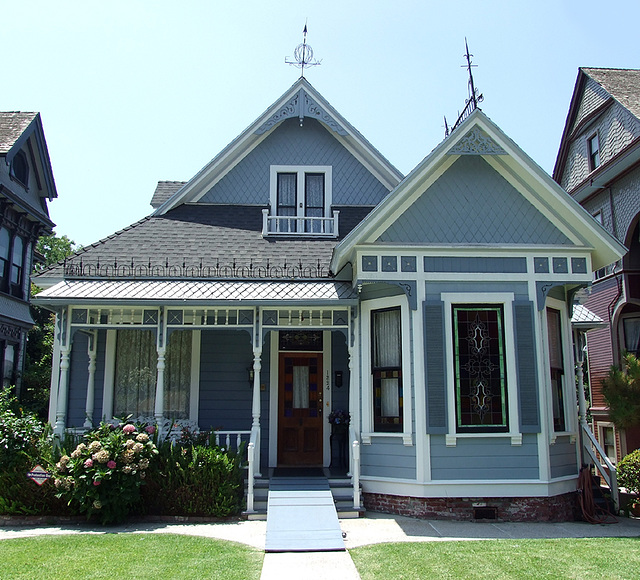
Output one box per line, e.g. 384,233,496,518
623,317,640,357
371,307,402,432
114,329,191,419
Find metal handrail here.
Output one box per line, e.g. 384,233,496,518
581,422,619,510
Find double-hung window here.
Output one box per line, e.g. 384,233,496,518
0,227,25,299
546,307,566,432
269,166,332,234
371,307,403,433
588,133,600,171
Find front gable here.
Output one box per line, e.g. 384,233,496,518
377,155,571,246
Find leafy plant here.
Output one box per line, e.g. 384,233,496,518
53,421,159,524
602,353,640,429
617,448,640,496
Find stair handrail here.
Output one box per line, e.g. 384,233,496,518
350,425,361,510
246,425,260,513
580,422,619,510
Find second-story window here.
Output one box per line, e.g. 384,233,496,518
588,134,600,171
0,227,25,299
268,166,333,235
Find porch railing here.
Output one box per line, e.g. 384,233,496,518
349,425,361,510
262,209,339,237
580,422,619,511
214,430,251,453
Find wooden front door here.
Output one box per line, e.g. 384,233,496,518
277,353,323,466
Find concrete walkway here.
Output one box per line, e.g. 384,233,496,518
2,513,640,579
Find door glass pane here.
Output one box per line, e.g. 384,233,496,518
277,173,296,215
305,173,324,216
293,365,309,409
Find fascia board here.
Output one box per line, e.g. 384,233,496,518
552,70,586,181
155,78,402,215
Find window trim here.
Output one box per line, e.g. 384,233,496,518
361,296,413,445
587,133,600,172
10,150,29,187
442,292,521,446
269,165,332,220
597,422,618,466
546,306,567,433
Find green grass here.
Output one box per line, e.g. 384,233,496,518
350,538,640,579
0,533,264,579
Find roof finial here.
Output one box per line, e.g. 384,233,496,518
444,38,484,137
286,22,321,78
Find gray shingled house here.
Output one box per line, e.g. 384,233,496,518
34,78,625,520
0,112,56,392
554,67,640,466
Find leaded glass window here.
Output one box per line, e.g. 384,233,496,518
453,305,508,432
371,307,402,432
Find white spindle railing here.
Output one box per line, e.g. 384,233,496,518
581,423,619,510
262,209,339,237
214,430,251,452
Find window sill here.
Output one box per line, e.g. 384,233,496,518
445,432,523,447
362,432,413,446
550,431,576,445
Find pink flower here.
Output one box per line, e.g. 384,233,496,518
107,460,117,469
84,459,94,468
145,425,156,434
123,424,136,434
93,480,101,486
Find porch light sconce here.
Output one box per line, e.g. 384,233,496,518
247,366,255,388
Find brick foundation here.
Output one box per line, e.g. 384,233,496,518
363,491,579,522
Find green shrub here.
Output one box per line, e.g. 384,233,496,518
617,448,640,496
53,422,159,524
143,438,244,517
602,353,640,429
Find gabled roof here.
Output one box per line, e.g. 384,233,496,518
552,68,640,186
0,111,58,204
331,108,627,273
153,78,403,214
150,181,187,208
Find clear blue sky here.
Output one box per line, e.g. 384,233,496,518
4,0,639,247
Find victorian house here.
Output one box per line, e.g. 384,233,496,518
34,78,625,520
0,112,57,392
554,68,640,464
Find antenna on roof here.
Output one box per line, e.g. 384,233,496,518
444,38,484,137
285,22,321,78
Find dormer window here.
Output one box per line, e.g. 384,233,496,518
264,166,338,237
11,150,29,187
588,133,600,171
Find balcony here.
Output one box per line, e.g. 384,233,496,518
262,209,339,237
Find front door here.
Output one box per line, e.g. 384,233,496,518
277,352,323,466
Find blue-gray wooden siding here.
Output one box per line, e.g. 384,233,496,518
549,436,578,478
360,439,417,480
199,118,390,206
377,156,572,246
430,434,539,480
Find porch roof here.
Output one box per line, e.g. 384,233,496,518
32,279,358,306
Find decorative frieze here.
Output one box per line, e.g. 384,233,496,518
448,128,507,155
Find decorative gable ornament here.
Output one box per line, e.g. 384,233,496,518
448,128,507,155
255,88,348,136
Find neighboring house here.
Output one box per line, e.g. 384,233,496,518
554,68,640,463
0,112,57,391
34,78,625,521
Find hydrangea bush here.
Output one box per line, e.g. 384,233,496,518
54,421,158,524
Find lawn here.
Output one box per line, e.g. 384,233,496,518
0,533,264,580
349,538,640,579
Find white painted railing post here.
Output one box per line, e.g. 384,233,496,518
247,440,255,513
83,333,97,429
352,439,361,510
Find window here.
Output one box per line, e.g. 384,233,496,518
452,305,508,432
546,308,566,432
10,236,24,297
0,228,10,289
268,166,333,235
623,317,640,357
0,227,25,299
113,329,191,418
11,150,29,187
598,424,617,465
588,134,600,171
371,307,402,432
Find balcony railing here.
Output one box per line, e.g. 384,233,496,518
262,209,339,237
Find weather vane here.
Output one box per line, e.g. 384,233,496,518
286,23,321,78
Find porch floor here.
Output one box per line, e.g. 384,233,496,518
264,474,345,552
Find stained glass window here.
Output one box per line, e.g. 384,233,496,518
453,305,508,432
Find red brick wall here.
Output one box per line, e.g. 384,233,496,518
363,492,579,522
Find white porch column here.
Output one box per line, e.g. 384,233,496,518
154,346,166,425
54,346,71,436
84,332,98,429
252,345,263,477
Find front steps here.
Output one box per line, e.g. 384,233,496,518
244,469,363,520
